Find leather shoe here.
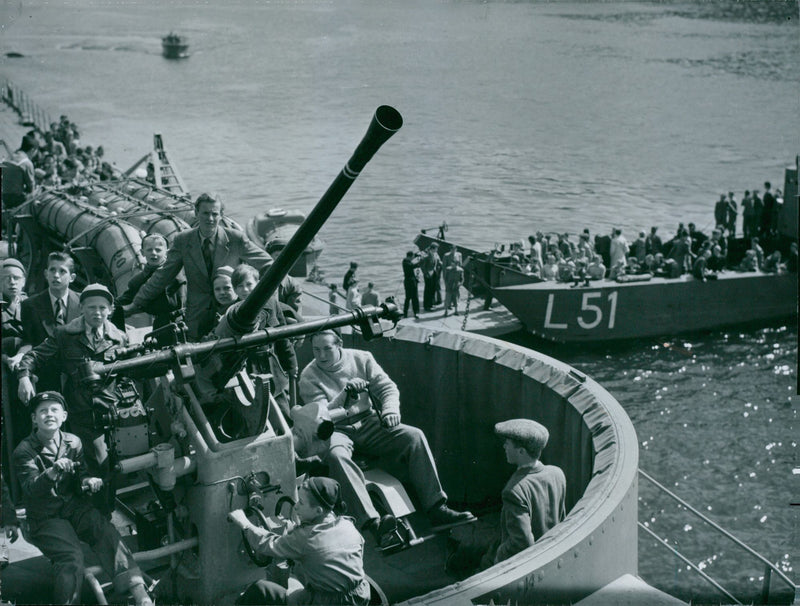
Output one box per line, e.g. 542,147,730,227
427,503,475,529
363,514,397,545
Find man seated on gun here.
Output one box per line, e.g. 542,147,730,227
296,329,474,546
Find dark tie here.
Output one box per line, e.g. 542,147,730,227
54,299,65,325
202,237,214,277
92,327,102,348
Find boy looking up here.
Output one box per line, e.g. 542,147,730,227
17,284,128,513
13,391,152,606
14,253,81,390
115,234,186,330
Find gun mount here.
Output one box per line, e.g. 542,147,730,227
71,107,403,604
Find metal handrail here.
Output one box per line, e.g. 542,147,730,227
638,521,742,605
2,77,53,134
639,468,798,602
301,285,350,313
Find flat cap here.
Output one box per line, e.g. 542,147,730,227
29,391,67,410
212,265,234,281
495,419,549,455
80,283,114,305
2,258,26,273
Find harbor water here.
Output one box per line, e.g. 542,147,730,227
1,1,797,601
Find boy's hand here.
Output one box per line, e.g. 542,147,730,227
46,458,75,480
227,509,250,530
18,377,35,403
5,525,19,543
82,478,103,493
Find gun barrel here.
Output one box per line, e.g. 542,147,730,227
228,106,403,333
97,304,398,378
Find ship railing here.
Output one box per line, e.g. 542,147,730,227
1,77,54,135
638,468,798,605
301,285,351,314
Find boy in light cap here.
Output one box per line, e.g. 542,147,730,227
484,419,566,566
13,391,152,606
1,258,27,351
447,418,566,576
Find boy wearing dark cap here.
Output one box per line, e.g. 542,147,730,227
13,391,152,606
17,284,128,511
229,477,370,605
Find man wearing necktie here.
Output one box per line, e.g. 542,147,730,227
123,193,272,339
16,284,128,514
15,252,81,393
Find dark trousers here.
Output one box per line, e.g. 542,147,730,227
28,499,143,604
70,416,114,515
237,578,370,606
423,274,437,310
237,580,287,605
403,279,419,317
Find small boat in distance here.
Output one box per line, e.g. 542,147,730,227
162,32,189,59
246,208,324,278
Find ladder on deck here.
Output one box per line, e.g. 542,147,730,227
151,133,188,196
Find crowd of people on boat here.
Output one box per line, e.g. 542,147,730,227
1,191,568,604
486,183,795,285
4,117,119,203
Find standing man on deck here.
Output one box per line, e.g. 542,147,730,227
343,262,358,291
421,243,441,311
121,193,272,339
761,182,777,239
402,251,421,319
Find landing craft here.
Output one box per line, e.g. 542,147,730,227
414,161,799,343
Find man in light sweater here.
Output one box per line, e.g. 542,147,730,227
297,330,474,545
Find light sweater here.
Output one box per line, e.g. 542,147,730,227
298,348,400,418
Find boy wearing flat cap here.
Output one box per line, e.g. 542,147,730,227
17,283,128,512
229,477,370,605
13,391,152,605
447,419,566,576
484,419,566,566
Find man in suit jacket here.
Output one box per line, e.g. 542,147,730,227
14,252,81,392
122,193,272,339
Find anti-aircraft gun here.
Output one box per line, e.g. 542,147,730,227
79,106,403,605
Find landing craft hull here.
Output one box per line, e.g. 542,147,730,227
491,272,798,343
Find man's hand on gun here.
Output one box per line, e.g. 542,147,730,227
81,478,104,493
344,379,368,402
